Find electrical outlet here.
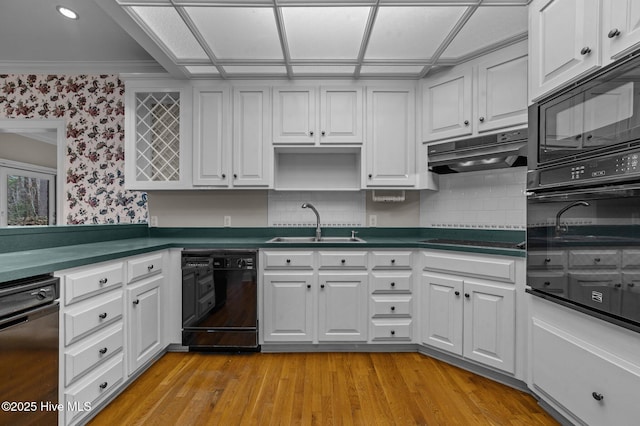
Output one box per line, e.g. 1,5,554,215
149,216,158,227
224,216,231,227
369,215,377,227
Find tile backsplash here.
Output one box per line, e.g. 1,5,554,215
420,167,527,230
268,191,366,227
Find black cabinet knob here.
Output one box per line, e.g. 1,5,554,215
286,259,291,264
594,258,601,263
99,347,108,355
390,282,396,288
147,264,154,271
99,278,108,285
99,312,107,319
321,284,325,289
464,120,469,126
581,46,592,55
629,282,635,287
390,306,395,312
390,330,395,336
321,131,326,136
455,291,460,296
233,174,238,179
99,382,108,390
222,173,226,179
608,28,621,38
391,259,396,264
368,174,372,179
464,293,470,298
341,259,346,264
544,258,551,263
544,281,551,286
307,284,311,289
615,283,622,288
479,117,485,122
133,299,140,305
310,130,314,136
592,392,604,401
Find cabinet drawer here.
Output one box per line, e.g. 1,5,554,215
622,250,640,269
528,251,566,269
371,319,412,341
569,250,619,268
65,354,124,425
532,320,640,426
371,295,412,317
64,262,124,305
198,291,215,317
64,291,123,346
371,271,412,293
528,271,567,295
128,252,163,284
318,251,367,269
64,323,124,386
371,251,412,269
197,274,215,298
263,251,314,269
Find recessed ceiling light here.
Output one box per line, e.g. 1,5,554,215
56,5,79,20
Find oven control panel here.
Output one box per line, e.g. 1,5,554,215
538,149,640,186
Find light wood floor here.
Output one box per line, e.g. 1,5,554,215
89,352,559,426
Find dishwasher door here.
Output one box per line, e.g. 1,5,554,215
0,301,59,425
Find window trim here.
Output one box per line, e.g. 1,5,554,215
0,158,56,227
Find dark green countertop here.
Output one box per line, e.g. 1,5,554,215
0,226,525,283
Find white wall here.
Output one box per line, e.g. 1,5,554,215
420,167,527,230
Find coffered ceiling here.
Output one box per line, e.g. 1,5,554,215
101,0,529,79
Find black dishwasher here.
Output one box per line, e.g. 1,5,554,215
181,250,259,352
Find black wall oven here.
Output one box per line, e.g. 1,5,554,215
528,52,640,332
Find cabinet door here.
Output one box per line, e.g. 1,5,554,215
318,272,368,341
273,87,316,144
366,87,416,187
124,82,191,189
193,86,231,186
232,87,272,187
421,273,463,356
127,276,163,374
477,53,528,133
604,0,640,60
422,69,472,142
263,272,314,342
529,0,601,102
319,87,363,144
463,280,515,373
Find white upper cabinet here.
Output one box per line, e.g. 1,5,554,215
529,0,601,102
603,0,640,60
193,86,231,186
529,0,640,102
232,87,272,187
193,86,272,188
365,86,416,188
124,80,192,190
422,41,528,142
273,86,363,145
422,69,473,142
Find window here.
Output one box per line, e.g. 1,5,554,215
0,160,56,226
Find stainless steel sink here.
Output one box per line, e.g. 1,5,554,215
267,236,366,243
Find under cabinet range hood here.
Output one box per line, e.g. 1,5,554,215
428,128,528,173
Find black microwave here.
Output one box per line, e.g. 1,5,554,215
529,52,640,169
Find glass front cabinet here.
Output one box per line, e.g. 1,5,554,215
124,80,192,189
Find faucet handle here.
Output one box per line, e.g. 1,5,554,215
351,230,358,239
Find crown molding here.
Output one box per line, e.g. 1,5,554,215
0,60,165,75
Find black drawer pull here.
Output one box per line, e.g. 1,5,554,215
390,330,395,336
99,382,108,390
133,299,140,305
286,259,291,264
341,259,346,264
147,264,154,271
98,312,107,319
99,347,108,355
99,278,108,285
391,259,396,264
390,306,395,312
544,258,551,263
544,281,551,286
594,258,601,262
390,282,395,288
592,392,604,401
629,283,636,287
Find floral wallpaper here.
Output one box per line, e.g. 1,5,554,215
0,74,147,224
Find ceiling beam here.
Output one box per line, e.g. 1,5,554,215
354,0,381,79
273,0,294,79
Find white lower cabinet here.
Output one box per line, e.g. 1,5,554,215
529,296,640,425
56,250,167,426
318,272,368,341
263,272,314,342
420,252,518,375
127,275,163,374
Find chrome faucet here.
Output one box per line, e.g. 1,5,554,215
301,203,322,241
555,201,590,235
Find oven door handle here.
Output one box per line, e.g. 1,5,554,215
527,183,640,200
